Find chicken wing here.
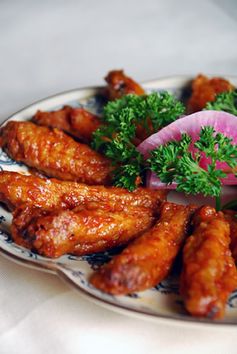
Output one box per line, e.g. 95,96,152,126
104,70,145,100
11,205,154,258
180,206,237,319
90,202,195,295
33,106,101,143
0,121,112,185
223,210,237,263
0,171,166,213
187,74,234,113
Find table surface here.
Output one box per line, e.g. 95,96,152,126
0,0,237,353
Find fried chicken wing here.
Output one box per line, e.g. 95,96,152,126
33,106,101,143
11,205,154,258
90,202,195,295
180,206,237,319
0,121,112,185
70,108,101,142
0,171,166,213
104,70,145,100
223,210,237,263
187,74,234,113
33,105,72,133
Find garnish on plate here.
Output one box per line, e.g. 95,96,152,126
148,126,237,210
92,92,185,190
205,90,237,116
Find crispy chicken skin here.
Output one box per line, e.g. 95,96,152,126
187,74,234,113
223,210,237,263
90,202,195,295
11,205,154,258
180,206,237,319
0,171,166,213
0,121,112,185
33,106,101,143
104,70,145,100
33,105,72,134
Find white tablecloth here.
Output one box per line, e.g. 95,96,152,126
0,1,237,353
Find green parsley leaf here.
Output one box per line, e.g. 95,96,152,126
92,92,184,190
103,92,185,132
148,126,237,208
205,91,237,116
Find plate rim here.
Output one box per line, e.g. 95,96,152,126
57,267,237,329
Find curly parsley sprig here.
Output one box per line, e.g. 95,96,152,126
205,90,237,116
92,92,185,190
148,126,237,210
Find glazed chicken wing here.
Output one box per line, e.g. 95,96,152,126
0,121,112,185
187,74,234,113
104,70,145,100
33,106,101,143
224,210,237,263
180,206,237,319
90,202,195,295
11,205,154,258
0,171,166,213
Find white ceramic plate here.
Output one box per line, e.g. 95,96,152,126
1,76,237,328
